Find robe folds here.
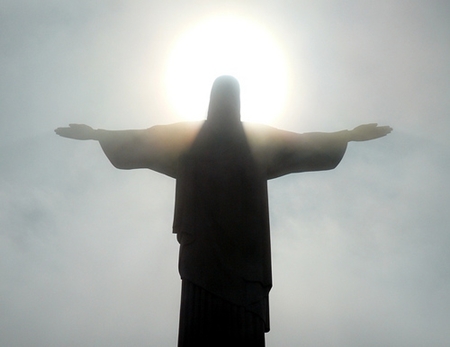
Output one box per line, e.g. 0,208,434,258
98,121,348,342
173,120,272,331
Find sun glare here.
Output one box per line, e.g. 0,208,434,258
165,16,289,124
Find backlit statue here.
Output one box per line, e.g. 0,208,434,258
56,76,392,347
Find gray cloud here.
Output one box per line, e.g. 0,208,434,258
1,1,449,346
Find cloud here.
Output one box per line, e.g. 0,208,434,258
1,1,450,346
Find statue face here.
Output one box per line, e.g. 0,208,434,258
208,76,241,122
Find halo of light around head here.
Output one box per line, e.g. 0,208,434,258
165,16,288,124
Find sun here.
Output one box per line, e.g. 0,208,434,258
165,16,289,124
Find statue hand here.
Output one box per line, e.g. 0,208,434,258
55,124,96,140
349,123,392,141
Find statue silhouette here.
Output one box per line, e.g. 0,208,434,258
55,76,392,347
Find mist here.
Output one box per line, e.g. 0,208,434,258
1,1,449,346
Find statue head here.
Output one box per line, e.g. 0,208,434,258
207,76,241,124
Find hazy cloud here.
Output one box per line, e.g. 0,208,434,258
1,1,449,346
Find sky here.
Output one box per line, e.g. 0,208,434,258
1,0,449,346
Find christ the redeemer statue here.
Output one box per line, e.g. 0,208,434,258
55,76,392,347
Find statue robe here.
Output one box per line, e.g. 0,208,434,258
97,121,348,344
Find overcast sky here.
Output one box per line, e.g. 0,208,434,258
1,1,450,346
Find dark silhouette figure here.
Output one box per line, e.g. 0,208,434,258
55,76,392,347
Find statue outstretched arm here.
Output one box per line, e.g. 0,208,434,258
55,123,201,178
247,123,392,179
